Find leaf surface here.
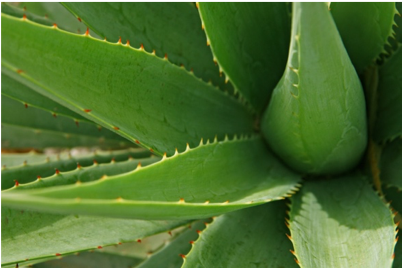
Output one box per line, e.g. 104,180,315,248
331,2,397,73
2,148,152,190
1,14,254,156
32,251,142,268
1,136,300,220
1,123,129,149
183,201,298,268
375,46,402,143
2,95,127,142
62,3,229,90
1,206,188,267
2,70,88,121
198,3,290,112
289,176,396,268
137,221,207,268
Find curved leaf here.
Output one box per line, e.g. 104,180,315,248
8,2,87,34
2,95,127,142
375,46,402,143
2,136,300,220
1,13,254,156
32,251,142,268
261,2,367,175
2,151,50,168
183,201,298,268
137,221,207,268
331,2,397,73
380,138,402,190
1,123,129,149
199,3,291,112
1,206,188,267
62,3,229,91
2,148,152,190
289,175,396,268
2,70,89,121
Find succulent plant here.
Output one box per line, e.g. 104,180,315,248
1,2,402,268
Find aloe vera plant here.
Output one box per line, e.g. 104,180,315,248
1,2,401,267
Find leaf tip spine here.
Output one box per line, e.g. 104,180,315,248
14,180,19,187
118,36,122,44
179,254,186,259
22,14,27,20
162,152,167,160
53,23,58,28
140,43,144,50
164,53,168,60
136,162,142,169
126,40,130,46
55,168,60,175
37,175,41,180
179,198,185,204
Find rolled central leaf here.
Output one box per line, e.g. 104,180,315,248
261,3,367,175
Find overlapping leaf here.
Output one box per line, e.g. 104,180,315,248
199,3,291,112
2,136,300,220
183,201,298,267
1,14,254,155
1,123,128,149
374,46,402,143
62,3,229,90
2,148,152,190
331,2,397,73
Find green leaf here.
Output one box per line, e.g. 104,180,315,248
380,138,402,190
137,221,207,268
1,13,254,156
289,175,397,268
383,186,402,219
2,151,50,168
1,136,300,220
62,3,229,91
2,95,127,142
394,239,402,268
198,3,291,112
2,70,88,121
10,2,87,34
32,251,142,268
1,3,52,27
2,148,152,190
261,2,367,175
1,123,129,150
1,206,188,267
183,201,298,268
331,3,397,73
374,46,402,143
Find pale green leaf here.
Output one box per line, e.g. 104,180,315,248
183,201,298,268
289,175,396,268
